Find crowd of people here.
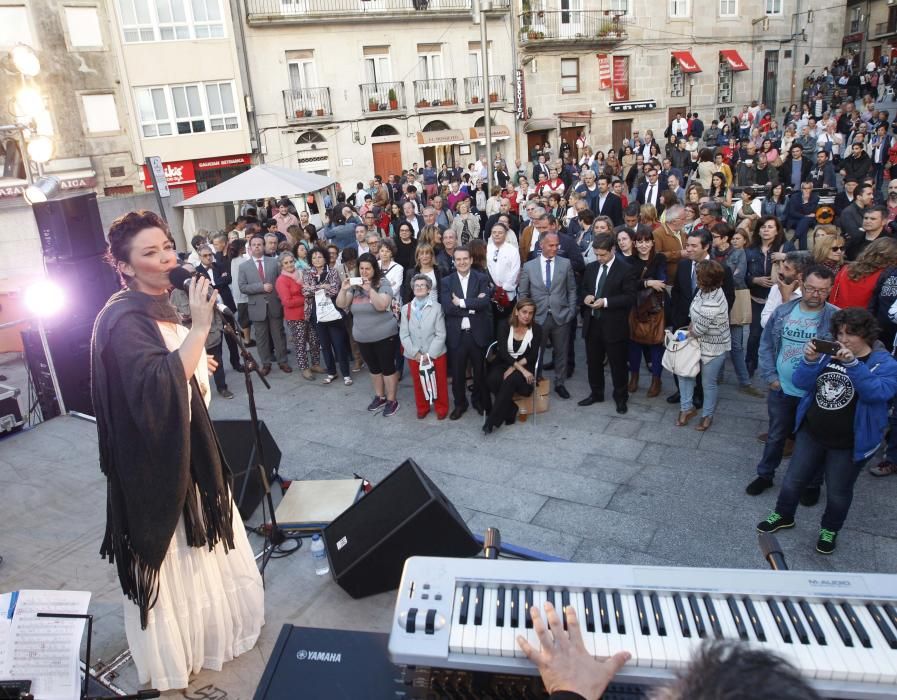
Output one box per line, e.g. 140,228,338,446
177,66,897,561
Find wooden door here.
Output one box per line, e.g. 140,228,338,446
611,119,632,149
372,141,402,180
527,131,549,162
560,126,580,160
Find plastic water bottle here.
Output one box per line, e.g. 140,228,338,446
311,534,329,576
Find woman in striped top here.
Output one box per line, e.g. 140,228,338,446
676,259,732,432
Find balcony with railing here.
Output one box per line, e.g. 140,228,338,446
360,81,406,116
519,9,631,48
247,0,509,25
283,87,332,123
462,75,507,108
413,78,457,111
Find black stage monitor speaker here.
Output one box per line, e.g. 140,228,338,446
32,193,107,260
44,254,121,325
213,420,282,520
21,321,94,418
322,459,479,598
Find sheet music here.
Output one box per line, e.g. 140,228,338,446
0,590,91,700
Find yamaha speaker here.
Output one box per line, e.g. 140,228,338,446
32,193,107,260
322,459,479,598
213,420,282,520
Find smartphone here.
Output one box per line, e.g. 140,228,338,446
812,338,841,355
349,277,363,286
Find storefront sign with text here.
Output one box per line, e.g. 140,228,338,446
597,54,611,90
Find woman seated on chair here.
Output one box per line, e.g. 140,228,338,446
483,298,543,435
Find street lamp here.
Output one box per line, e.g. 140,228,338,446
23,175,60,205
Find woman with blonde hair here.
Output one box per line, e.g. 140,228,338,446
639,203,659,230
831,237,897,309
685,183,705,205
813,230,846,273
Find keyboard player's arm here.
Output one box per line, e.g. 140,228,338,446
517,601,632,700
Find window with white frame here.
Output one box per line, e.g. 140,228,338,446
669,0,689,18
155,0,189,40
560,58,579,94
0,6,34,47
467,42,493,76
205,82,238,130
765,0,782,15
850,7,861,33
417,52,443,81
670,61,685,97
608,0,629,14
718,60,733,104
719,0,736,17
137,87,172,137
64,6,104,47
117,0,223,42
136,81,239,138
190,0,223,37
81,94,120,133
171,84,205,133
363,55,391,86
288,59,317,91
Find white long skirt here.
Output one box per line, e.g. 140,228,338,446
122,497,264,691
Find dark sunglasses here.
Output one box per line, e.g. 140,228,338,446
830,246,845,252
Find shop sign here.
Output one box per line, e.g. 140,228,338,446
141,159,196,190
609,100,657,113
195,154,252,170
597,54,611,90
515,69,526,120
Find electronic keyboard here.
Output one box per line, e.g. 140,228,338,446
388,557,897,699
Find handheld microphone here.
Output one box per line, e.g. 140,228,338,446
168,266,235,321
758,532,789,571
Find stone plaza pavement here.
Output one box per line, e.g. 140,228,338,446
203,344,897,576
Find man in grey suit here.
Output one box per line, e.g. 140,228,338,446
517,231,577,399
238,235,290,376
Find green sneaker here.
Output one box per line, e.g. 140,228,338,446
756,512,795,534
816,528,838,554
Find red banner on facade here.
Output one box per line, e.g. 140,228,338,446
597,53,611,90
141,159,196,189
612,56,629,101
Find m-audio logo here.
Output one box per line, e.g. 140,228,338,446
296,649,342,663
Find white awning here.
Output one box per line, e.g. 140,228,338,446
176,164,335,207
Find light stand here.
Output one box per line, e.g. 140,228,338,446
221,320,299,578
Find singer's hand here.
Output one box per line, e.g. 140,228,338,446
189,275,217,331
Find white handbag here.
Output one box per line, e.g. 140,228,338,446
314,289,342,323
661,327,701,378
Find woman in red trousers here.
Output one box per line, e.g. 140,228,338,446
399,273,449,419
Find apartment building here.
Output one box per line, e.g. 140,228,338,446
107,0,253,206
243,0,516,182
844,0,897,67
516,0,844,158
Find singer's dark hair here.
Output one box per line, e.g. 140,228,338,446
664,641,820,700
106,210,174,289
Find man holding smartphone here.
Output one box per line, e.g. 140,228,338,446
747,266,839,499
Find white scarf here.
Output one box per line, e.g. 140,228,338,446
508,327,533,359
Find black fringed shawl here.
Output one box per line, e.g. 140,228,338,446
91,290,235,629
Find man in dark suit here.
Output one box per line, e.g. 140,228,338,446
197,245,243,372
595,175,623,227
667,229,735,405
839,182,875,241
532,154,550,183
577,234,637,413
440,246,493,419
401,201,425,238
635,167,664,216
779,143,813,193
238,235,289,376
518,231,578,399
783,181,820,250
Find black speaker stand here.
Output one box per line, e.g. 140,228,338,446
222,321,300,580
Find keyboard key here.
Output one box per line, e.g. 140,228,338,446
866,603,897,650
459,584,470,625
673,594,691,638
496,586,505,627
473,584,485,626
726,596,749,641
688,594,707,639
799,600,825,645
703,596,723,640
613,591,626,634
510,587,520,629
583,590,596,633
598,590,610,633
842,603,871,648
768,600,792,644
561,590,571,631
783,600,809,644
449,587,465,654
524,588,534,630
634,592,650,636
743,598,765,642
650,593,667,636
825,602,852,647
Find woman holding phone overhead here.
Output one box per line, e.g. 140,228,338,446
91,211,263,691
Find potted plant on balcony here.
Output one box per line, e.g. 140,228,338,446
316,107,325,116
369,97,379,112
388,88,398,110
416,99,429,108
488,92,498,103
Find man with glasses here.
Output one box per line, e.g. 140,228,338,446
746,266,838,498
846,205,892,260
635,168,662,213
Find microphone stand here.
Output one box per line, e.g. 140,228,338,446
221,318,298,578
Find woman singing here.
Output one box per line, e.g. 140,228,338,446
91,211,263,691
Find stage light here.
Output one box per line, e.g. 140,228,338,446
15,87,44,121
26,135,53,163
24,279,66,317
10,44,40,77
23,175,60,205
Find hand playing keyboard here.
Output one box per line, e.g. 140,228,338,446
517,601,632,700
